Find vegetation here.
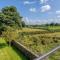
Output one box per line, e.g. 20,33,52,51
49,50,60,60
2,26,19,46
0,37,27,60
0,6,22,34
0,6,23,45
17,32,60,54
17,26,60,60
2,6,22,28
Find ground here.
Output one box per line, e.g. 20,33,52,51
0,38,27,60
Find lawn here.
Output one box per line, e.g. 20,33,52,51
0,38,28,60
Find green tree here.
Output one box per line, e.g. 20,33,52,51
0,6,23,44
2,26,19,46
0,13,6,33
1,6,22,28
21,21,26,27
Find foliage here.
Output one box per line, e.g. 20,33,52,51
0,6,22,33
2,26,19,45
49,50,60,60
21,21,26,27
17,28,60,55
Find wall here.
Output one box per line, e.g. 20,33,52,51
12,40,39,60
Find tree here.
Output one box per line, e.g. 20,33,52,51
21,21,26,27
0,13,6,34
0,6,23,45
2,26,19,46
1,6,22,28
50,23,55,26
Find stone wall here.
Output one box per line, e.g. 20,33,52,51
12,40,39,60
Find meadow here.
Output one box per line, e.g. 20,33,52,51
17,26,60,60
49,50,60,60
0,26,60,60
48,26,60,30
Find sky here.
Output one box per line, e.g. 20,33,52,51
0,0,60,25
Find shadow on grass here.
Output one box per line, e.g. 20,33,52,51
0,43,7,49
0,41,29,60
11,45,29,60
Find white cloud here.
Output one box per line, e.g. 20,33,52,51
24,1,35,5
41,5,51,12
57,15,60,18
56,10,60,14
23,18,60,25
40,0,53,4
23,17,30,25
40,0,48,4
29,8,36,12
35,19,60,24
25,17,29,23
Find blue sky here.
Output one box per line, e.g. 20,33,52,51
0,0,60,24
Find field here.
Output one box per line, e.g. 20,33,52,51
19,28,47,32
18,32,60,54
49,50,60,60
17,26,60,60
33,25,60,32
18,28,49,33
48,26,60,30
0,38,28,60
0,26,60,60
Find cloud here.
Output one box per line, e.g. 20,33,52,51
23,17,30,25
23,17,60,25
40,0,53,4
40,0,48,4
24,1,36,5
29,8,36,12
56,10,60,14
57,15,60,18
25,17,29,23
33,19,60,24
41,5,51,12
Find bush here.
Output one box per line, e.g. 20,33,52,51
2,26,19,45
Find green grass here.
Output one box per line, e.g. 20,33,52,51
49,50,60,60
48,26,60,30
0,38,28,60
18,33,60,54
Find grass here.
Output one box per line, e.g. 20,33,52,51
17,27,60,60
17,28,60,55
17,28,48,33
48,26,60,30
15,27,60,60
0,38,28,60
49,50,60,60
46,26,60,32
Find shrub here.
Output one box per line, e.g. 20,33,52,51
2,26,19,46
